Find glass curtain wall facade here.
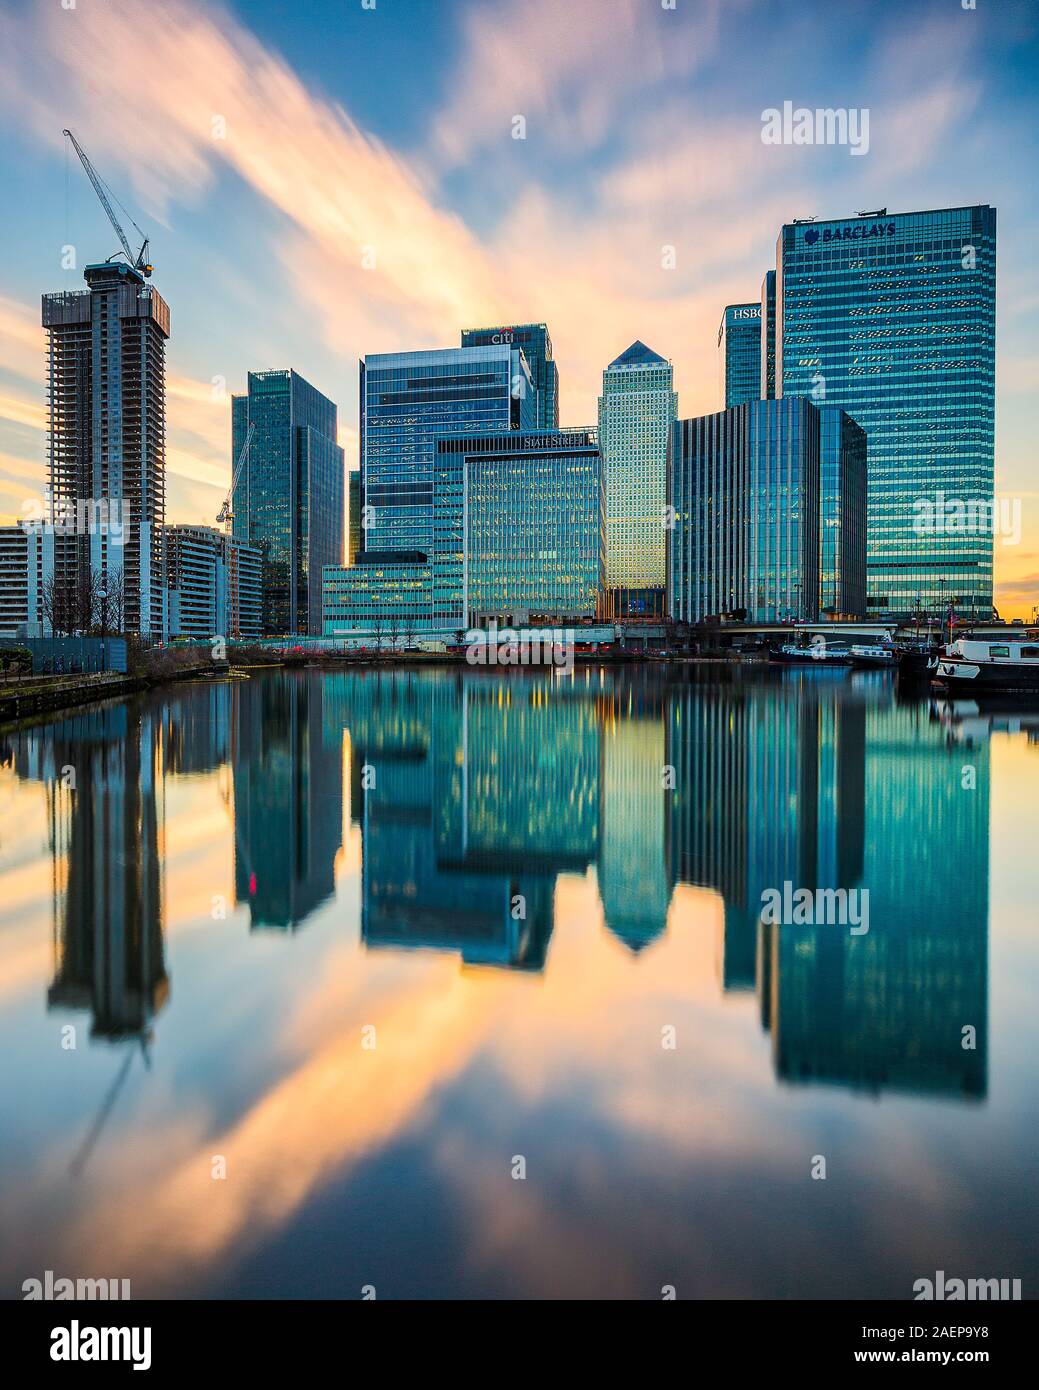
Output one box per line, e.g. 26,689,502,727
348,471,362,564
760,270,776,399
819,409,867,617
718,303,762,408
361,345,536,557
668,397,831,623
598,341,676,612
232,369,343,636
460,324,559,429
433,429,604,625
776,205,996,618
323,553,434,635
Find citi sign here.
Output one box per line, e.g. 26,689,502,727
804,222,896,246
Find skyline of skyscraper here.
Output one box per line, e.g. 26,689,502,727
775,204,997,619
460,324,559,430
598,340,676,619
9,207,1006,641
718,302,762,408
40,261,170,638
231,368,344,636
668,397,866,624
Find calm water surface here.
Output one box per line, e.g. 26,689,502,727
1,665,1036,1299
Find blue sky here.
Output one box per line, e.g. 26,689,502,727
0,0,1037,610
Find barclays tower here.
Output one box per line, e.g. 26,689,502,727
776,206,996,619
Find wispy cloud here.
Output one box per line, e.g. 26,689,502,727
428,0,729,171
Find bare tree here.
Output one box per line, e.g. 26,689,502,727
370,613,386,654
40,569,82,637
91,567,125,636
388,613,402,654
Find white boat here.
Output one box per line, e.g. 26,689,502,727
931,635,1039,695
769,640,850,665
849,640,898,669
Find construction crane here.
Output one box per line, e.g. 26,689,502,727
63,128,153,277
217,420,255,530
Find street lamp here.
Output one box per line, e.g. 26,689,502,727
98,588,107,673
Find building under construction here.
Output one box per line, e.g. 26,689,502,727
41,261,170,637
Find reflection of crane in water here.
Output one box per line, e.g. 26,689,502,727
68,1034,151,1179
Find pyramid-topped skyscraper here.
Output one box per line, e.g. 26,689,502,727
597,341,676,619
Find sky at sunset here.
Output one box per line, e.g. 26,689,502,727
0,0,1036,614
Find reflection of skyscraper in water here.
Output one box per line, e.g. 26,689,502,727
666,675,987,1099
232,673,343,930
664,679,850,987
765,699,988,1097
598,676,670,953
434,679,599,873
161,681,232,777
11,705,169,1040
356,671,599,969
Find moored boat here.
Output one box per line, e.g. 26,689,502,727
931,635,1039,695
898,640,941,678
769,640,851,665
849,641,898,669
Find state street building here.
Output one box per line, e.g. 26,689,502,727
434,429,604,626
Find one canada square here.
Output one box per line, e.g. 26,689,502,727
775,206,996,619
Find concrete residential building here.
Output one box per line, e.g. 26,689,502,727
165,525,262,640
0,526,29,638
41,262,170,637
